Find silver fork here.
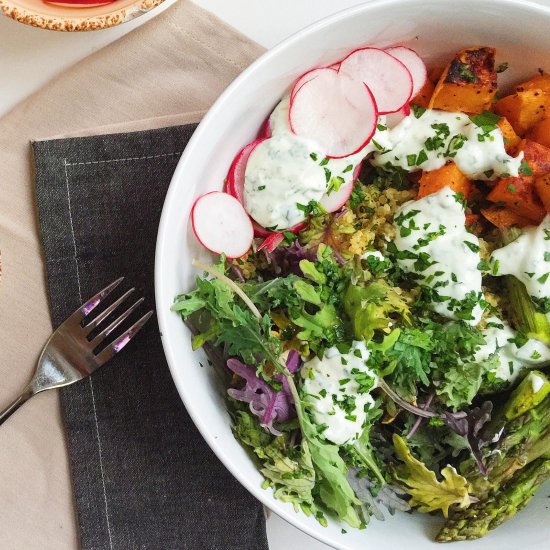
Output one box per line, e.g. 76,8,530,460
0,277,153,426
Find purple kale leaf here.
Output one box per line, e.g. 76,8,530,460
443,400,494,476
227,350,301,435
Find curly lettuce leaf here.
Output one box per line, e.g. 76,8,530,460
437,354,500,409
232,410,317,515
392,434,472,517
344,281,410,342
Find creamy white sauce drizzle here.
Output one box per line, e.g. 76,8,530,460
371,109,523,180
490,216,550,302
392,187,484,324
301,341,378,445
476,317,550,382
243,96,390,229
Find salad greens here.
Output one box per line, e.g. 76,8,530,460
174,174,550,542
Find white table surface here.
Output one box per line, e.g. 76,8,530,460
0,1,368,548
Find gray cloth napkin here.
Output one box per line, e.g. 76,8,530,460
32,125,269,550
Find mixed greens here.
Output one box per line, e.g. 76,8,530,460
174,165,550,541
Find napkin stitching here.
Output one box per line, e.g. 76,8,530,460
64,159,114,550
65,152,182,167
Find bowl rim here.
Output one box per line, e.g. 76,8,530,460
0,0,165,31
155,0,550,546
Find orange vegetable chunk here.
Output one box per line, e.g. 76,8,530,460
429,47,497,114
516,73,550,94
487,175,545,223
494,89,550,136
534,173,550,212
481,206,532,228
497,117,521,153
525,117,550,149
418,163,473,199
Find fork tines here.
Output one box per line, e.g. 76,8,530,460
71,277,153,361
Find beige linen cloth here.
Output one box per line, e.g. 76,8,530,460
0,2,263,547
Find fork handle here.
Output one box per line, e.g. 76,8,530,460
0,385,34,426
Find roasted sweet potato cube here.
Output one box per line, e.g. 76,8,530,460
487,175,546,223
494,89,550,136
411,79,435,109
429,47,497,114
481,205,532,228
518,139,550,177
525,117,550,149
516,73,550,93
465,213,484,234
497,117,522,153
534,173,550,212
418,163,473,199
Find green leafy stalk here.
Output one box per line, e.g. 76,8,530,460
500,228,550,344
464,395,550,498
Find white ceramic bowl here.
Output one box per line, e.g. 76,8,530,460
156,1,550,548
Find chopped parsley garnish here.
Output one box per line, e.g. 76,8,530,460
416,149,428,165
453,192,467,208
349,181,366,208
446,133,467,157
484,169,495,178
296,200,324,217
342,164,354,173
377,123,388,131
464,241,480,253
412,104,426,118
531,350,542,360
507,183,517,193
258,185,266,191
310,152,318,161
519,160,533,176
545,252,550,262
319,157,329,166
327,175,345,194
537,272,550,284
469,110,500,133
425,123,450,151
508,332,529,348
458,64,478,82
545,228,550,240
323,167,332,183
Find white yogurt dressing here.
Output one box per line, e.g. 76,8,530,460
490,216,550,303
392,187,484,324
301,341,378,445
243,96,391,229
476,317,550,382
371,109,523,180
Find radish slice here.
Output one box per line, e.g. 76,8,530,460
320,181,354,213
289,67,378,158
385,105,409,128
339,47,413,114
191,192,253,259
258,117,272,139
385,46,427,98
257,232,285,253
226,139,266,203
290,68,328,102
